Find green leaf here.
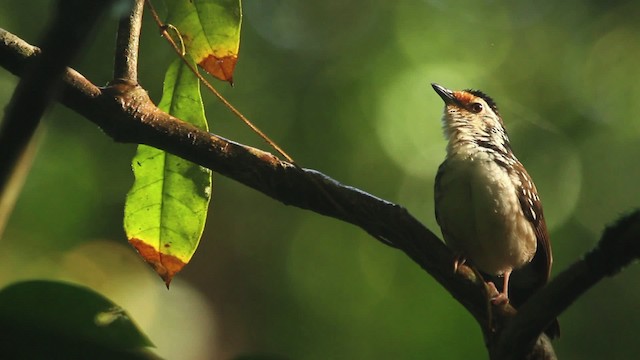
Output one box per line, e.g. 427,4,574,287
0,280,153,352
124,59,212,286
166,0,242,83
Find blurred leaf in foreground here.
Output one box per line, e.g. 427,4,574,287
0,280,156,359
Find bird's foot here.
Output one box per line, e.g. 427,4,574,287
453,255,467,273
487,282,509,305
491,293,509,305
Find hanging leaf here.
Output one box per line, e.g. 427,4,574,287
124,58,212,287
165,0,242,83
0,280,153,355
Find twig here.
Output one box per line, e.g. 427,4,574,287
113,0,145,83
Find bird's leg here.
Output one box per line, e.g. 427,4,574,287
491,270,511,305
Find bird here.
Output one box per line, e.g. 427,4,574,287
431,83,558,337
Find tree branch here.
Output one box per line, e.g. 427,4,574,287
113,0,144,83
0,0,114,236
493,210,640,360
2,28,639,360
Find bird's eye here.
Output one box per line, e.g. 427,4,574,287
470,103,483,113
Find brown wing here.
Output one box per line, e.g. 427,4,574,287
515,164,552,283
433,159,465,246
434,159,459,251
514,164,560,338
434,161,446,228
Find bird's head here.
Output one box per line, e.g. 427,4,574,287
431,83,509,155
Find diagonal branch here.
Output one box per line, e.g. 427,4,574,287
0,0,114,237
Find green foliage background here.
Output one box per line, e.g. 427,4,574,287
1,0,640,358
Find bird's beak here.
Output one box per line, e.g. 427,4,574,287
431,83,458,106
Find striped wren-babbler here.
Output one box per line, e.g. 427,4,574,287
432,84,558,336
